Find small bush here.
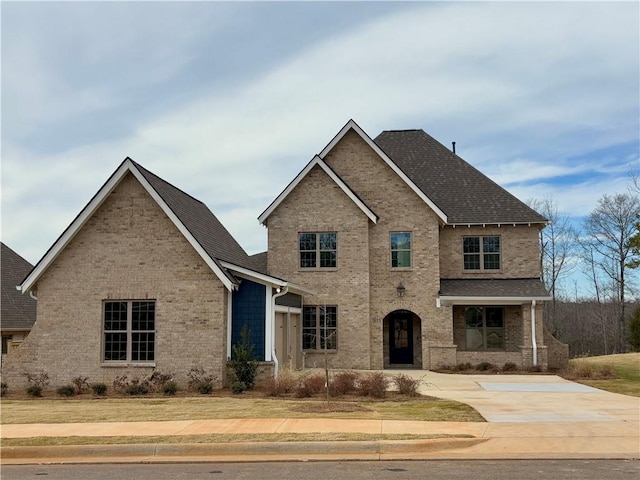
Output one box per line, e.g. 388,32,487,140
146,371,174,393
124,384,149,396
264,370,297,397
597,364,615,379
293,373,326,398
453,362,473,372
528,364,543,373
393,373,420,397
228,327,259,390
476,362,495,372
502,362,518,372
230,380,247,394
162,381,178,396
330,371,359,396
196,380,214,394
113,374,131,393
358,372,388,398
91,383,107,396
71,376,90,394
1,382,7,397
187,366,214,392
27,385,43,397
57,385,76,397
23,371,50,388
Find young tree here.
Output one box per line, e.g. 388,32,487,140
582,193,640,352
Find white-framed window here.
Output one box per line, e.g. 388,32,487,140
302,305,337,350
463,236,501,270
465,307,504,350
299,232,337,268
391,232,412,268
103,300,155,362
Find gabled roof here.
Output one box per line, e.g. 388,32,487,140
259,155,378,224
374,129,547,225
1,243,37,331
20,158,260,293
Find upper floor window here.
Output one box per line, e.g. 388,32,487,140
465,306,504,350
103,300,155,363
391,232,412,268
463,236,500,270
299,232,336,268
302,305,337,350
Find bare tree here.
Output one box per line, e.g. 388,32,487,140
582,193,640,352
528,197,578,335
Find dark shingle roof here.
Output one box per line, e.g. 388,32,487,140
374,130,547,225
250,251,268,274
132,161,259,274
1,243,37,330
439,278,550,298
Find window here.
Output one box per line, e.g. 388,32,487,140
103,301,155,362
391,232,412,268
465,307,504,350
302,305,337,350
299,232,337,268
463,236,500,270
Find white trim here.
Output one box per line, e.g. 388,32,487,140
220,261,316,296
265,284,273,362
19,158,236,293
258,155,377,224
531,300,538,366
226,289,233,360
320,120,448,224
275,305,302,314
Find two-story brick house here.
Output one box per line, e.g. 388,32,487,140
2,119,563,389
260,120,555,371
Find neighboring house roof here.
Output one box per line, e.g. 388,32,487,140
439,278,551,303
259,155,378,225
20,158,269,293
250,251,268,274
374,129,548,225
1,243,37,331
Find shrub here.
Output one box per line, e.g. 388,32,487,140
293,373,326,398
23,371,50,388
124,384,149,396
27,385,42,397
358,372,388,398
393,373,420,397
1,382,7,397
57,385,76,397
528,364,543,373
453,362,473,372
264,370,297,397
91,383,108,396
72,376,90,394
476,362,495,372
162,381,178,396
330,371,359,396
146,371,174,393
597,364,615,379
502,362,518,372
196,380,214,394
187,366,214,392
113,374,131,393
230,380,247,394
228,327,258,390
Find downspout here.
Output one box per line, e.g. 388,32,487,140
531,300,537,367
271,285,289,379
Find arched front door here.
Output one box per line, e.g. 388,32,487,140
388,310,414,365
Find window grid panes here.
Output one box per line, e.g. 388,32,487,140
463,236,500,270
299,232,337,268
391,232,412,268
104,300,156,362
302,305,337,350
464,307,504,350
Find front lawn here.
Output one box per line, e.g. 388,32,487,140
564,353,640,397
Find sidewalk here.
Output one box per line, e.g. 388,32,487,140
2,372,639,464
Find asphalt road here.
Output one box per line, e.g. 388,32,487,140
2,460,638,480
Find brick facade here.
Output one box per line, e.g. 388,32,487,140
2,173,229,388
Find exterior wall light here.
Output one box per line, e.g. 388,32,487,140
396,282,406,297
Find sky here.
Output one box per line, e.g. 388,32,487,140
2,1,639,297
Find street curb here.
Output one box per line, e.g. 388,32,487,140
1,438,488,464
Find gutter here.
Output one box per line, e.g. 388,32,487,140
271,285,289,379
531,300,537,367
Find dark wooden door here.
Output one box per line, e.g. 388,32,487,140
389,312,413,364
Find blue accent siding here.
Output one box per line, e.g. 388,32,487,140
231,279,266,361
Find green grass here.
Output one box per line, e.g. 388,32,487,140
0,395,484,425
566,353,640,397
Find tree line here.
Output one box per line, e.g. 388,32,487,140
529,176,640,357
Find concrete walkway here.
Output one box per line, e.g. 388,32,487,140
1,372,638,464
